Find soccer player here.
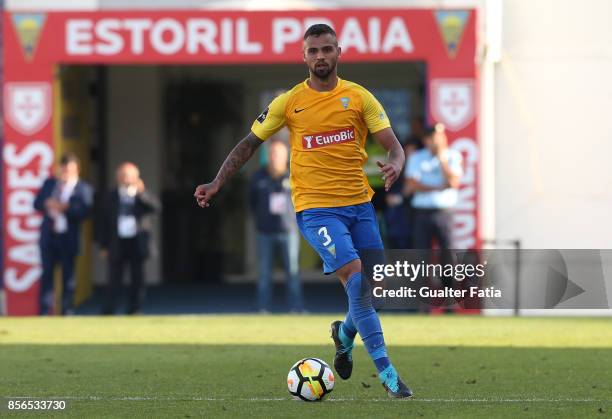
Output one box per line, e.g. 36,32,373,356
194,24,412,398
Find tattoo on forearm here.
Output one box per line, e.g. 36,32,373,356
215,132,263,186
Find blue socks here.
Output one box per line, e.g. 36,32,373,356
337,323,354,356
379,365,400,390
344,272,391,374
340,313,357,346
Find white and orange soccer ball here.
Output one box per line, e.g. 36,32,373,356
287,358,335,401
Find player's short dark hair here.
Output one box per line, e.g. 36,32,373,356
59,152,80,167
303,24,337,41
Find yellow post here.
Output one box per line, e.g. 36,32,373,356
53,65,94,312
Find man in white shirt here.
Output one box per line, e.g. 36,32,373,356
405,123,463,249
404,123,463,312
34,153,93,315
99,162,160,315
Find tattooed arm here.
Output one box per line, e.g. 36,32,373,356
194,132,264,208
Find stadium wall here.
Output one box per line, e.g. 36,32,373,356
494,0,612,250
490,0,612,314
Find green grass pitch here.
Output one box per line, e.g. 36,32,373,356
1,315,611,417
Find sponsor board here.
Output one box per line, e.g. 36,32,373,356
2,9,478,314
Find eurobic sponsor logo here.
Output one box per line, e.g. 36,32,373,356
302,127,355,150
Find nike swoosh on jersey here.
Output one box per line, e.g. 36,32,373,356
294,108,307,113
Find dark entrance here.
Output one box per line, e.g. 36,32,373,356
162,80,247,282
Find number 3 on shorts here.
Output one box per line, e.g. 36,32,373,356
318,226,332,246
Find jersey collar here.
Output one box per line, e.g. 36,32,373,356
303,77,343,94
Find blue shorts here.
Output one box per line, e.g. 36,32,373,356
296,202,384,274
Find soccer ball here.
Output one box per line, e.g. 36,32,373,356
287,358,334,401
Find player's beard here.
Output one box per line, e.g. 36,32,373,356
312,60,336,80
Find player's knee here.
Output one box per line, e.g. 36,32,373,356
337,259,362,285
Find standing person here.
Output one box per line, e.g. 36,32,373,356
100,162,160,315
405,123,463,250
33,152,93,315
380,118,425,249
249,140,303,313
382,169,410,249
390,116,425,249
405,123,463,312
195,24,412,398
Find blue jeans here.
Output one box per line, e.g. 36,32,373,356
256,230,303,311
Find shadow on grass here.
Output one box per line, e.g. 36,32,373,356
1,345,611,418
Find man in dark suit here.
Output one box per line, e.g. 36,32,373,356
34,152,93,315
99,162,160,315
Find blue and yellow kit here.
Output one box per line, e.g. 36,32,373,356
251,78,390,212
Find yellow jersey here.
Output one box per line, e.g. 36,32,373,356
251,78,390,212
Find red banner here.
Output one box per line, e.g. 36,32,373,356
2,9,479,315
